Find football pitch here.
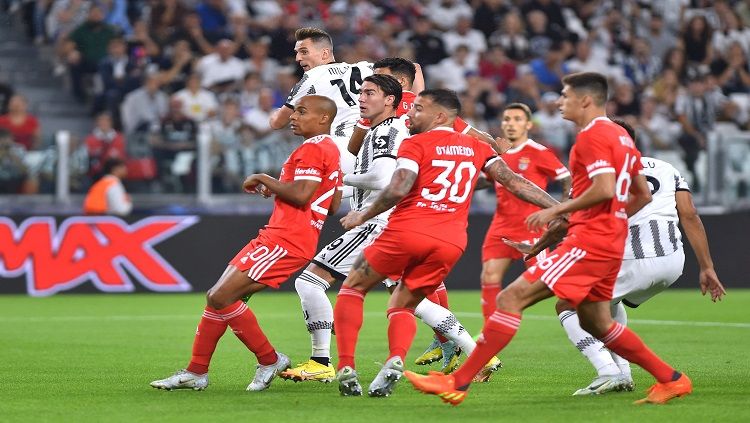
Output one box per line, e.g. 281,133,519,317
2,290,748,422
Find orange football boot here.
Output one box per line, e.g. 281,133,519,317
634,373,692,405
404,370,468,406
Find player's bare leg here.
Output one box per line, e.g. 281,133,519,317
334,254,387,396
555,298,627,395
151,266,290,391
576,300,691,404
480,258,512,321
281,263,338,383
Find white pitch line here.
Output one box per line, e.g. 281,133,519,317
2,312,749,328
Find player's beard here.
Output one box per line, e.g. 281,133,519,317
409,122,424,135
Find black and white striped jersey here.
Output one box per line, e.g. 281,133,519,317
623,157,690,260
351,116,410,217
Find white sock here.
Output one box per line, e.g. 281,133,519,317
414,299,476,355
559,310,620,377
609,302,631,378
295,271,332,360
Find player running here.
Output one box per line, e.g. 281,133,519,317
507,120,726,396
150,95,342,392
270,27,373,175
333,89,561,397
406,72,693,406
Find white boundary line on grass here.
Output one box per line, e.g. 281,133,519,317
2,312,749,328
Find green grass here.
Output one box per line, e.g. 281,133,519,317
1,290,748,422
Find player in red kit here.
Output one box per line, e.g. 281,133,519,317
333,89,560,397
406,72,692,406
150,95,342,392
479,103,571,322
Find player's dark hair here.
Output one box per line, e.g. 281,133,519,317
503,102,532,120
103,158,126,175
612,118,636,141
561,72,608,106
373,57,416,85
294,27,333,49
418,89,461,117
363,74,403,109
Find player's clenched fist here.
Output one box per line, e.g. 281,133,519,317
340,211,365,230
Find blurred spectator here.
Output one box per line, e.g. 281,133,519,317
521,0,567,35
46,0,90,44
649,68,682,112
195,39,247,92
206,99,245,192
488,12,529,62
529,41,569,92
479,46,517,93
428,0,473,31
427,44,477,93
100,0,132,36
0,128,32,194
85,112,126,178
380,0,423,31
472,0,511,39
243,37,281,87
637,95,681,154
168,11,215,56
172,73,218,123
151,98,197,190
713,10,750,56
623,37,662,89
126,20,163,77
159,39,196,93
640,13,677,64
150,0,189,46
63,5,119,102
399,14,448,66
682,15,714,66
566,37,624,81
443,14,487,64
675,67,731,191
533,92,573,157
196,0,228,41
121,73,169,135
325,12,357,51
505,72,542,112
0,94,40,151
243,87,275,140
268,13,300,65
83,157,132,215
711,41,750,95
526,10,556,58
96,37,139,127
662,46,689,83
0,78,13,115
609,79,641,121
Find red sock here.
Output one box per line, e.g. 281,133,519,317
480,285,501,322
435,282,450,309
387,308,417,360
334,287,365,370
602,322,675,383
425,291,449,343
219,301,277,365
452,310,520,388
186,307,228,374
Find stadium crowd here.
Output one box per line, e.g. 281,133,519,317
1,0,749,194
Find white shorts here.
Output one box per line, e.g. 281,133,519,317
313,219,385,280
612,249,685,307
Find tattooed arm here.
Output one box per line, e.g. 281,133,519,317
485,158,559,209
341,169,417,230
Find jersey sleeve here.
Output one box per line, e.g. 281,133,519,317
453,116,472,134
674,168,690,192
285,73,314,109
478,140,500,171
576,132,616,179
395,136,422,174
291,142,326,182
538,149,571,180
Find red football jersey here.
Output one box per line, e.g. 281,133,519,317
260,135,341,258
387,127,499,250
567,117,643,258
357,90,471,134
490,140,569,231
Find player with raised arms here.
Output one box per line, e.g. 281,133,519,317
150,95,342,392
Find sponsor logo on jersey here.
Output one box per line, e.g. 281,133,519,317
0,216,197,296
295,168,321,176
586,159,611,172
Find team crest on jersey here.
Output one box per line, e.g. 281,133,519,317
518,157,530,171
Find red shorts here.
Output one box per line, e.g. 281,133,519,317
364,229,463,295
482,228,543,266
229,236,308,289
522,239,621,307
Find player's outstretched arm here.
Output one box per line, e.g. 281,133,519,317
626,174,652,216
347,125,368,155
526,172,615,231
412,63,425,94
343,157,396,191
676,190,727,301
486,159,559,209
269,105,294,129
243,173,320,207
341,168,416,230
